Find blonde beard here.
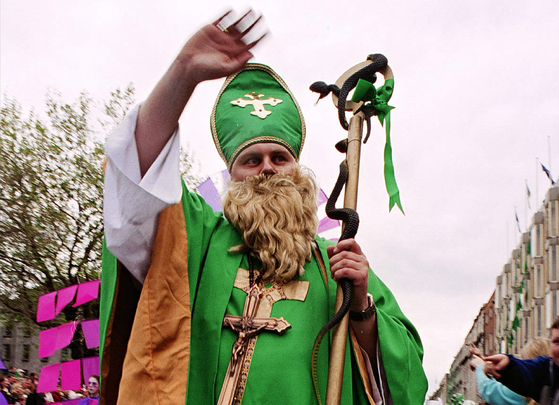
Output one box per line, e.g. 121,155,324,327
222,165,319,283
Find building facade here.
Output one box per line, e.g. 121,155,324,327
431,185,559,403
0,320,65,375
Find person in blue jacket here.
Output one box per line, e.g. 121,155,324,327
485,318,559,405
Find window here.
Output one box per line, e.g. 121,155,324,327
2,325,12,338
537,305,543,336
550,201,558,237
22,345,30,363
536,264,544,298
3,344,11,362
551,245,558,282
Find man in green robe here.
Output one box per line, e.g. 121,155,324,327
100,10,427,405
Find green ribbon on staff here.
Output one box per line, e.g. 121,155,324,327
351,78,403,214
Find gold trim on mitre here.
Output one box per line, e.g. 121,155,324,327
210,63,306,170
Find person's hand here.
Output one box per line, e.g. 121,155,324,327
484,354,510,379
181,10,268,84
469,355,484,371
327,238,370,312
469,343,484,359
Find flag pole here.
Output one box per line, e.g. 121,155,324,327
536,157,540,208
549,135,552,177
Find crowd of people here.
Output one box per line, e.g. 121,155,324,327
0,367,99,405
467,316,559,405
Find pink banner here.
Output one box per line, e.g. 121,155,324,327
61,360,81,391
197,177,222,211
55,285,78,316
37,291,57,322
73,280,100,307
55,322,78,350
80,319,100,349
317,188,328,206
39,327,58,358
81,356,100,383
317,216,340,234
37,363,60,393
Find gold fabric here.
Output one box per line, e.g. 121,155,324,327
116,202,191,404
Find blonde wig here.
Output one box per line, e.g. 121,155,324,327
223,165,319,283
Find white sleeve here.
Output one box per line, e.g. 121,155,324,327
103,104,183,284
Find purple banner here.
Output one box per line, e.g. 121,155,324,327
81,356,100,383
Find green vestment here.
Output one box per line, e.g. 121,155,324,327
100,182,427,404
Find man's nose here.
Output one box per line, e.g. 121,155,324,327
261,158,277,174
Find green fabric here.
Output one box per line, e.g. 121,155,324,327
351,78,403,214
99,238,116,387
211,64,305,170
181,182,426,404
100,181,427,404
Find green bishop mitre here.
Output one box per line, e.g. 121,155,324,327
211,63,306,171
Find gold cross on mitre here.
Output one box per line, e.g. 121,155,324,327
217,268,308,405
230,91,283,119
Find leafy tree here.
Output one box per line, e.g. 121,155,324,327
0,86,201,359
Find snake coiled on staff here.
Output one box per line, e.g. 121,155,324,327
309,54,388,404
311,159,359,405
310,53,389,140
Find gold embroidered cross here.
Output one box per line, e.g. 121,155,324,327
217,268,309,405
230,91,283,119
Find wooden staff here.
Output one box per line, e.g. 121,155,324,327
326,59,393,405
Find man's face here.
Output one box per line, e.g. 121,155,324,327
230,143,296,182
551,328,559,366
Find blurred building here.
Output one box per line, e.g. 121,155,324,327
430,184,559,403
0,316,65,375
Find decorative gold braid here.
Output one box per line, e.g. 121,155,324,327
210,63,306,170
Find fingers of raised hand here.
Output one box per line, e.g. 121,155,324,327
213,9,268,47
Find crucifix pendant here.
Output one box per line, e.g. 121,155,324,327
217,268,309,405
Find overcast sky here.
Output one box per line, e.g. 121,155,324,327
3,0,559,398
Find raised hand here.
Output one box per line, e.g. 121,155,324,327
135,9,268,176
484,354,510,379
183,10,267,84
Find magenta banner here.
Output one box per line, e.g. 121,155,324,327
81,356,100,382
73,280,100,307
37,363,60,393
39,327,58,358
54,322,78,351
80,319,100,349
55,285,78,316
61,360,81,391
37,291,57,322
